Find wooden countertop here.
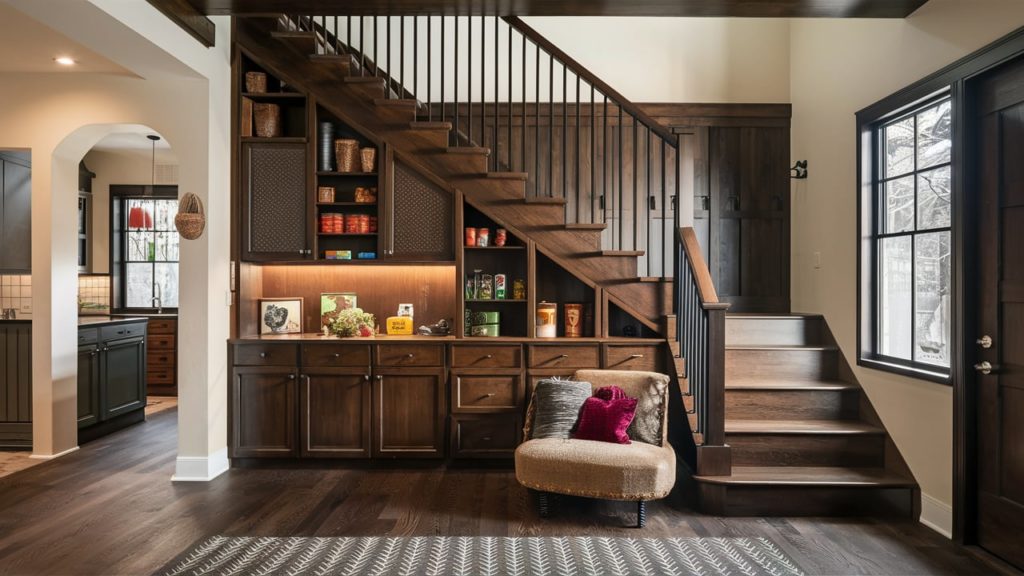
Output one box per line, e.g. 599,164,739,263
78,316,149,327
230,333,664,344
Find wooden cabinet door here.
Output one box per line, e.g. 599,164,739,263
1,156,31,272
100,336,146,420
300,369,371,458
241,142,311,261
383,160,453,261
77,344,101,428
372,368,445,458
232,366,298,458
706,126,789,313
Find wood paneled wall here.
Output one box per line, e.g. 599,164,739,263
256,265,457,335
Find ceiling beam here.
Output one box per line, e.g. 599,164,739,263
185,0,930,18
146,0,216,47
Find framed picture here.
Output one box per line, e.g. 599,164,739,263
259,297,303,335
320,292,358,329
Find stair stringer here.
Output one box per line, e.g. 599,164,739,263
236,18,670,329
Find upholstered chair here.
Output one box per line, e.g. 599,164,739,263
515,369,675,528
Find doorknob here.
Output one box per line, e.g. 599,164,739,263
977,335,993,349
974,361,995,375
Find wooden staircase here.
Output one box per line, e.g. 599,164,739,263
693,314,920,517
236,17,673,332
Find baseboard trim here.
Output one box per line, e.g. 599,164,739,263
29,446,79,460
171,447,229,482
920,492,953,539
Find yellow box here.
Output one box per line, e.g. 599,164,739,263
386,316,414,335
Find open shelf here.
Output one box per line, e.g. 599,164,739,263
240,136,307,143
607,300,659,338
465,299,527,303
317,171,378,177
241,92,306,100
317,202,377,207
535,249,598,338
462,202,529,338
464,246,525,251
239,55,308,140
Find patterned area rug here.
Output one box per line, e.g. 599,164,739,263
161,536,804,576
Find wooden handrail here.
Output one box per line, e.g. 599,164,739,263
678,227,722,306
503,16,678,146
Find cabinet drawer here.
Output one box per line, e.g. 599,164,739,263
148,334,176,350
376,344,444,367
528,344,600,369
78,328,98,345
146,369,175,384
148,319,176,334
603,344,661,372
451,344,522,368
234,343,299,366
302,344,371,368
148,351,175,367
453,373,522,412
101,322,146,342
451,414,520,458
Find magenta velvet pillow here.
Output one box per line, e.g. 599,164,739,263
571,386,638,444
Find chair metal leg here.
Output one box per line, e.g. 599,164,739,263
537,491,550,518
636,500,646,528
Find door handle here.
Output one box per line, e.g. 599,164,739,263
977,335,993,349
974,361,996,375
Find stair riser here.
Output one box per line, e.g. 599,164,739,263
346,81,386,100
725,316,823,347
726,434,886,467
406,129,450,149
698,484,915,517
725,349,838,381
725,389,859,420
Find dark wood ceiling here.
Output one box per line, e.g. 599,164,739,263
187,0,930,18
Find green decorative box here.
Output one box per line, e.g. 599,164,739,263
472,311,501,325
470,324,501,337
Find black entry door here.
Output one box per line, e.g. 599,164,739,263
973,56,1024,569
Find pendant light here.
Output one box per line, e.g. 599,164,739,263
128,135,160,229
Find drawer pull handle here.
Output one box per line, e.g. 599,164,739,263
484,354,493,359
629,354,645,359
376,375,383,381
557,354,569,359
288,374,296,380
485,393,496,398
259,352,268,358
406,353,415,359
364,374,370,381
117,330,125,335
482,436,492,442
333,353,341,358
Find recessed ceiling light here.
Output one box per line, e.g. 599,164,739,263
54,56,76,66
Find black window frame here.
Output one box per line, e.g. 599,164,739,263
110,184,179,314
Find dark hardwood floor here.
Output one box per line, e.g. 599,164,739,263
0,408,1003,575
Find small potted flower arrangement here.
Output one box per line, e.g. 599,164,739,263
328,307,377,338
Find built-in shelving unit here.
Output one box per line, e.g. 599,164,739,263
535,247,600,338
461,203,530,338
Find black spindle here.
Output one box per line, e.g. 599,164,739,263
494,16,499,171
359,17,365,76
481,15,485,151
386,17,391,99
548,52,553,198
535,44,540,197
633,116,638,252
618,104,623,249
427,17,432,122
507,19,513,172
373,17,378,78
468,16,473,145
575,75,580,223
454,16,459,145
646,128,651,275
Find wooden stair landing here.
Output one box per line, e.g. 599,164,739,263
694,313,919,517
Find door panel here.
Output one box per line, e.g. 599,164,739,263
1,158,31,272
232,366,297,457
241,142,310,261
101,337,146,419
301,370,371,458
372,368,444,458
77,344,100,428
974,63,1024,569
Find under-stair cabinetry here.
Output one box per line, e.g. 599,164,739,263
450,343,525,459
241,142,312,261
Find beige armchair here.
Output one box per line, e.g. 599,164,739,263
515,369,675,528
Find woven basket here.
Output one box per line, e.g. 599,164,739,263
175,193,206,240
245,72,267,93
360,147,377,173
254,103,281,138
334,139,360,173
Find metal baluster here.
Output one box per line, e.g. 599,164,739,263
590,83,595,224
535,44,540,198
427,16,432,122
359,17,365,76
373,17,378,78
507,18,512,173
646,128,651,276
440,17,445,123
454,16,459,145
563,63,567,207
386,17,391,99
521,31,526,175
576,75,581,223
603,95,608,226
662,139,667,277
413,17,418,104
320,16,325,55
468,16,472,145
548,52,553,198
400,17,405,97
346,16,351,55
481,14,486,152
633,116,638,253
618,104,623,249
495,16,500,171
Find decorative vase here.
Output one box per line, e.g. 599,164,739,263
360,147,377,173
334,139,359,173
254,103,281,138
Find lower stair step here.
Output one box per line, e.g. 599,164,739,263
726,387,860,420
725,419,885,435
694,467,918,517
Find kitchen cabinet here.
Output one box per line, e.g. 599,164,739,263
0,321,32,447
241,142,312,261
450,343,524,459
232,365,298,457
76,319,148,440
146,317,177,396
372,368,446,458
300,369,371,458
0,152,31,273
382,160,454,262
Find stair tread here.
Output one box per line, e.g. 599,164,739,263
524,196,566,205
726,379,858,391
725,419,885,435
565,223,608,231
634,276,670,283
595,250,645,257
445,146,490,155
485,172,529,180
344,76,385,84
726,313,824,319
726,344,837,351
694,466,916,487
410,121,452,130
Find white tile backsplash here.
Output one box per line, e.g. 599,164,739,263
0,274,32,318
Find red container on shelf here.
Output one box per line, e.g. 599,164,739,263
344,214,360,234
477,227,490,247
464,227,477,246
358,214,370,234
495,228,507,247
369,216,378,233
332,214,343,233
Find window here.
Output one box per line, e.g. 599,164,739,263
862,96,952,380
119,197,179,310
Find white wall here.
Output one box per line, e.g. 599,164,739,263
82,146,179,274
1,0,231,480
789,0,1024,536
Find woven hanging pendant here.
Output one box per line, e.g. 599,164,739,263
175,192,205,240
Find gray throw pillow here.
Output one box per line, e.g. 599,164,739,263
529,379,592,439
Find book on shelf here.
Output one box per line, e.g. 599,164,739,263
241,97,254,137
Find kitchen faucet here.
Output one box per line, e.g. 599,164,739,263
152,284,162,314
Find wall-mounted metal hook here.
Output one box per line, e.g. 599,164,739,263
790,160,808,179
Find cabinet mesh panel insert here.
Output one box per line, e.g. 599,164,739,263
249,145,306,253
393,161,453,260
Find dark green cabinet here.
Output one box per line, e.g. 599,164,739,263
0,152,31,273
77,343,101,428
0,321,32,447
101,336,147,419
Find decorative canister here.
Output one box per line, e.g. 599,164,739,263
512,279,526,300
345,214,360,234
564,303,584,338
245,71,267,93
318,122,335,172
355,187,377,203
478,274,494,299
360,147,377,173
495,228,507,247
318,186,336,203
477,228,490,247
464,308,473,333
472,311,501,325
464,227,477,247
537,302,557,338
369,216,378,233
495,274,507,299
334,139,360,173
253,103,281,138
471,270,483,299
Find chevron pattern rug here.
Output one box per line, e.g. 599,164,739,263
161,535,805,576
